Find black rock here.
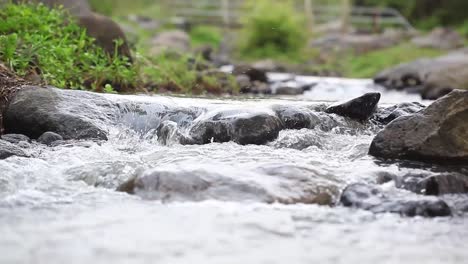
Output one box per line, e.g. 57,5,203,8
326,92,381,121
4,86,114,140
1,134,30,144
340,183,452,217
187,109,282,145
272,105,320,130
369,90,468,164
372,102,425,125
0,139,28,159
37,132,64,146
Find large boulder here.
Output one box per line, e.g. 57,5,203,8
187,109,282,145
78,12,133,61
369,90,468,164
412,28,464,50
4,86,117,140
374,52,468,99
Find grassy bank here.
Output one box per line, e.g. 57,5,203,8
342,43,445,78
0,3,237,95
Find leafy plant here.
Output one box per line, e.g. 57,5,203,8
0,2,136,92
238,0,308,62
190,26,223,49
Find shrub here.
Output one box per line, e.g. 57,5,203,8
0,3,136,92
190,26,223,49
239,0,307,62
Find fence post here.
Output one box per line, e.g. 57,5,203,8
341,0,351,34
304,0,315,33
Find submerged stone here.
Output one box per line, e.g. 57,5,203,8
0,134,30,144
340,183,452,217
0,139,28,159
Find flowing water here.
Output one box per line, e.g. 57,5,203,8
0,76,467,264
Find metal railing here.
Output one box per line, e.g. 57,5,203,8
163,0,414,32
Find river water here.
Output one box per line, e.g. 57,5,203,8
0,76,467,264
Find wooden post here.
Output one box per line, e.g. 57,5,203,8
341,0,351,34
304,0,315,33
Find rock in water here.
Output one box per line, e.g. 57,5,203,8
272,105,320,130
340,183,451,217
369,90,468,164
372,102,425,125
1,134,30,144
4,86,115,140
118,165,339,205
187,109,282,145
398,173,468,196
0,140,28,159
37,132,63,146
325,93,381,121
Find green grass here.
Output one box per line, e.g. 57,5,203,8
342,43,445,78
0,2,136,92
190,26,223,49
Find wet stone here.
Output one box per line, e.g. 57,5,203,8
0,134,30,144
272,105,320,130
340,183,452,217
326,92,381,121
0,139,28,159
38,132,64,146
187,109,282,145
372,102,425,125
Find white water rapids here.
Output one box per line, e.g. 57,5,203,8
0,76,467,264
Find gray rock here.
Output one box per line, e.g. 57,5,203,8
272,105,320,130
372,102,425,125
187,109,282,145
37,131,63,146
118,165,339,205
325,92,381,121
374,52,468,99
369,90,468,164
4,86,116,140
0,140,28,159
340,183,451,217
411,28,464,50
398,172,468,196
1,134,30,144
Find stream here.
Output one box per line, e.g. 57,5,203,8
0,75,467,264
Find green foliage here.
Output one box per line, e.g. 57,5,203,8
190,26,223,49
140,51,238,95
88,0,163,17
238,0,308,62
342,43,444,78
0,3,136,91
